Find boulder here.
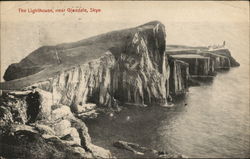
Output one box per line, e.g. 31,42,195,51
113,140,188,158
60,127,81,146
51,105,72,121
53,119,71,137
41,134,59,140
88,144,112,159
51,104,63,111
70,118,92,147
34,124,55,135
78,125,92,148
72,147,86,157
69,128,81,145
76,103,96,113
38,89,53,121
60,134,74,141
0,106,13,125
78,109,98,119
11,124,38,134
2,97,28,124
113,140,145,155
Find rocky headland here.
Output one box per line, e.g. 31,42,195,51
0,21,239,158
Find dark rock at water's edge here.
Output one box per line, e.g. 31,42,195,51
113,140,187,158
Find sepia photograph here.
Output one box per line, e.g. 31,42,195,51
0,1,249,158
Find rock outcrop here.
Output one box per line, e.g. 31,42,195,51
169,54,213,77
113,140,187,158
0,21,170,158
0,91,112,159
1,21,169,108
168,58,189,96
166,47,239,70
208,49,240,67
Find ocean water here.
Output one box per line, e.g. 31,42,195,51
84,21,250,158
85,61,250,158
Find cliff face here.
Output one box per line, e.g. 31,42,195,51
169,59,189,96
169,55,212,76
0,21,169,158
208,49,240,67
2,21,169,109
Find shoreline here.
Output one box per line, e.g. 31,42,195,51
0,21,240,159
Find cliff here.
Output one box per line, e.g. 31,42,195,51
169,54,212,77
0,21,240,158
206,49,240,67
0,21,170,158
1,21,169,108
166,47,239,68
168,58,189,96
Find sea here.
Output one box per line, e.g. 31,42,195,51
85,46,250,158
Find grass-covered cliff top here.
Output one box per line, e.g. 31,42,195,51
1,21,166,90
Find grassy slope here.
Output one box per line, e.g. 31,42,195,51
0,21,161,90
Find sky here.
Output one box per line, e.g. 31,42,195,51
0,1,249,81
